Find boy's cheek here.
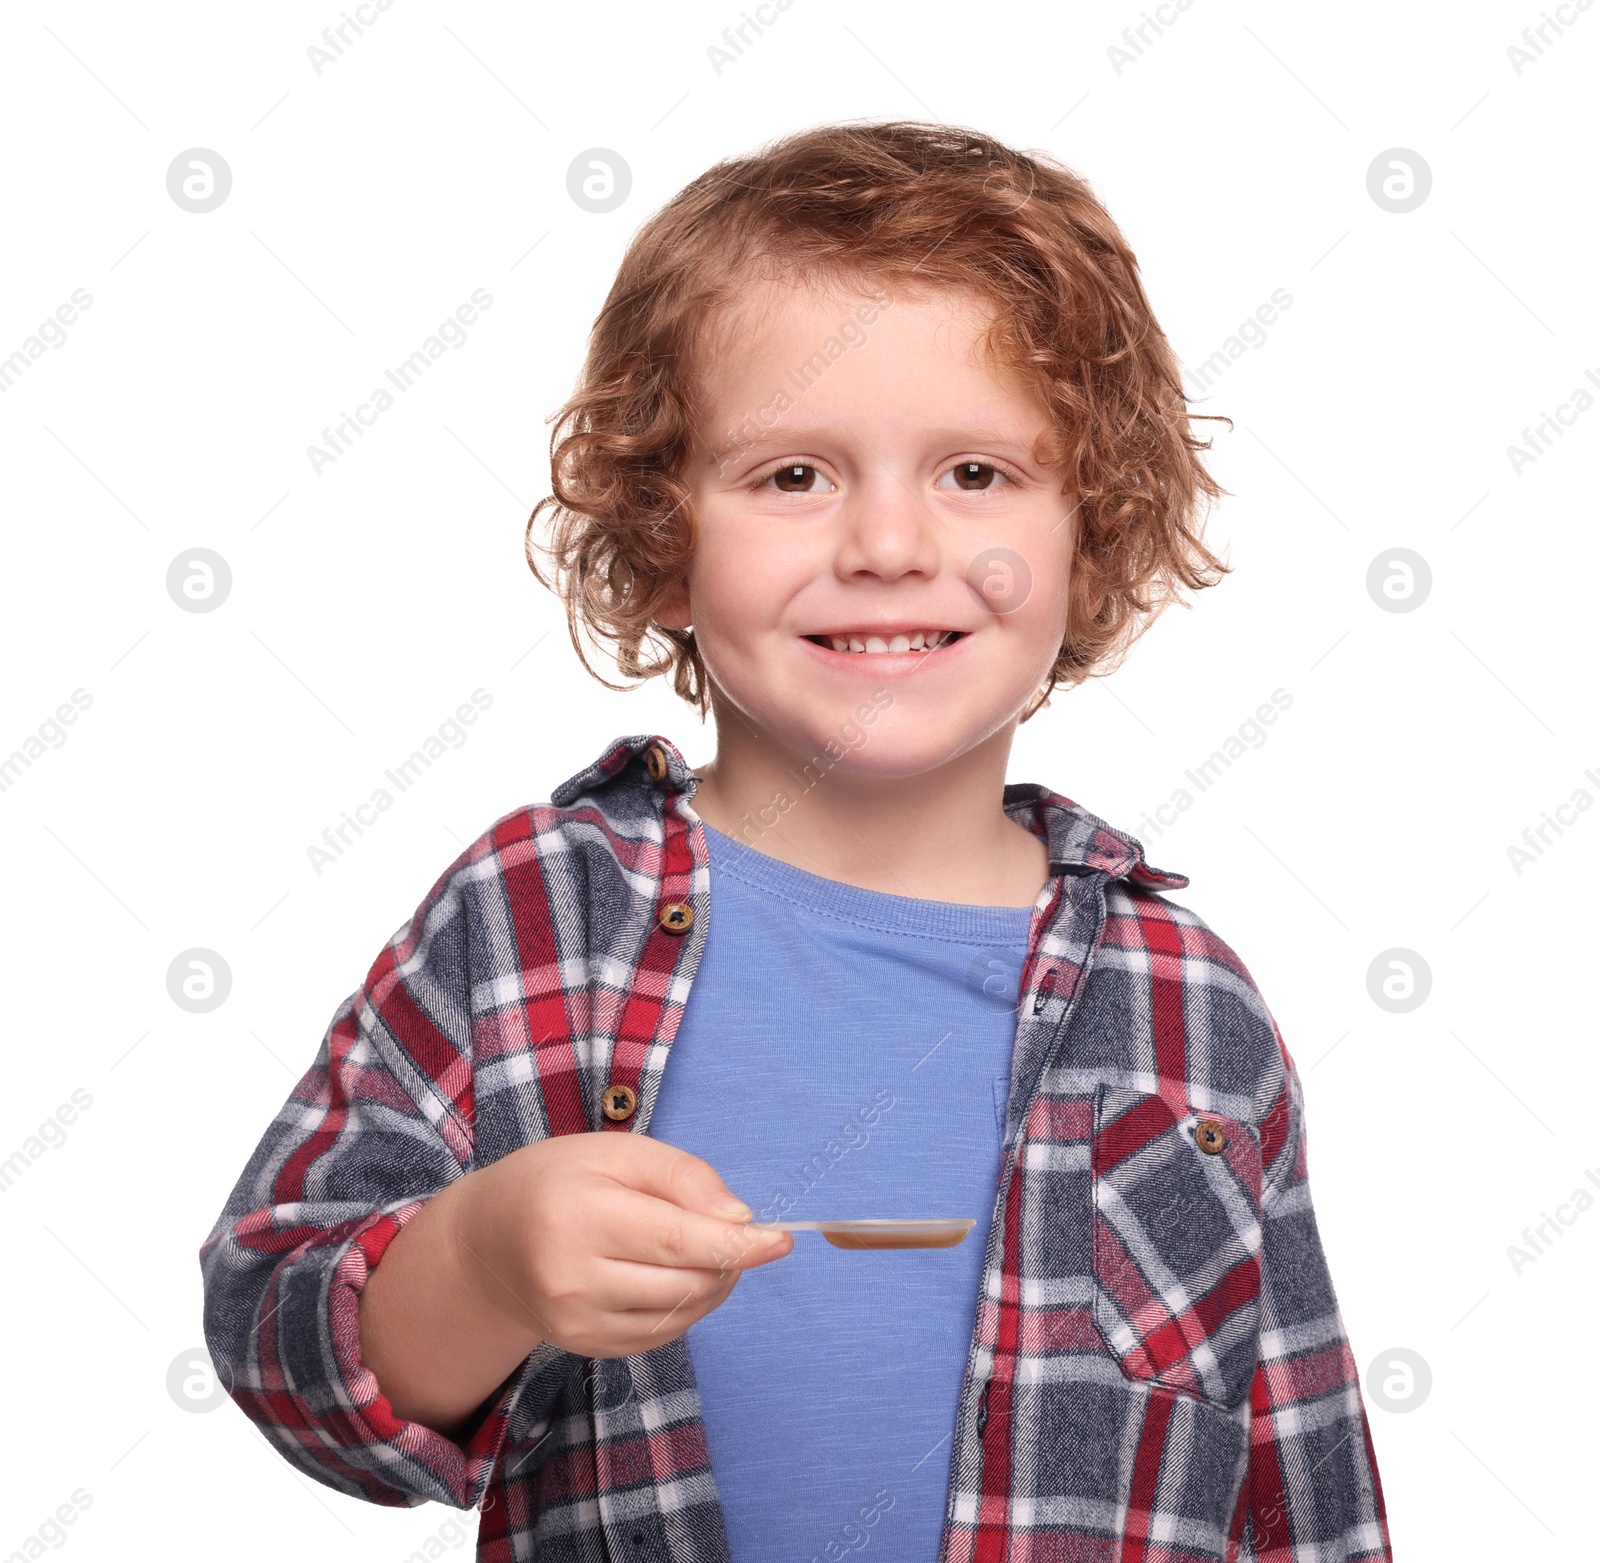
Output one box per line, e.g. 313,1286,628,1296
966,545,1031,615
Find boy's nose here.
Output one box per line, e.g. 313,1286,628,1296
831,475,944,581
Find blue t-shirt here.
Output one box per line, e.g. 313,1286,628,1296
648,820,1036,1561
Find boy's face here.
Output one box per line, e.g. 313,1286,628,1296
659,277,1079,778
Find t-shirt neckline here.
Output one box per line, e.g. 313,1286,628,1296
699,819,1039,945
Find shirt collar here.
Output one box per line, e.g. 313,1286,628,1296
552,733,1187,892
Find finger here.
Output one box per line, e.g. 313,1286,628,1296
591,1185,790,1274
578,1256,743,1320
616,1268,747,1344
550,1269,739,1356
586,1132,754,1222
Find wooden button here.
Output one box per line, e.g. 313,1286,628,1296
1194,1119,1228,1155
659,901,694,934
602,1082,637,1122
645,745,669,782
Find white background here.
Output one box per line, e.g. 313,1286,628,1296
1,0,1595,1557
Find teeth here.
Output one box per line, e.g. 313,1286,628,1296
815,631,957,655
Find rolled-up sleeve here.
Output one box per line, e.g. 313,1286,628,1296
1236,1039,1393,1561
197,859,578,1509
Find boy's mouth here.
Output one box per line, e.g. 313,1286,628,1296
801,629,967,656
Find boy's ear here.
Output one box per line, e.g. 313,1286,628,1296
655,581,692,632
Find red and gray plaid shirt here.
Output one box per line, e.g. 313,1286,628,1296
200,733,1392,1561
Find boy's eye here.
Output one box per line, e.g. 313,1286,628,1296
760,462,834,494
937,461,1010,492
757,460,1014,494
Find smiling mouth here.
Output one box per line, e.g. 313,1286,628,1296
803,630,966,656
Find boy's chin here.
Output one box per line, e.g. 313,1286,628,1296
777,715,1010,781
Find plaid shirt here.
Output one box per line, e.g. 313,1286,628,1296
200,732,1392,1561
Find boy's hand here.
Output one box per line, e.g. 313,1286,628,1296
452,1130,792,1359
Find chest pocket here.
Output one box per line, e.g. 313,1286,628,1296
1089,1085,1264,1410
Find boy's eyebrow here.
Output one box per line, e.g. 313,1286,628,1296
706,424,1047,463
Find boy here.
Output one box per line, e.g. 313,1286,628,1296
201,121,1391,1561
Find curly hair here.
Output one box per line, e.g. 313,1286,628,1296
525,119,1230,721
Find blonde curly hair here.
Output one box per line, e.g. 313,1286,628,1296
526,119,1230,721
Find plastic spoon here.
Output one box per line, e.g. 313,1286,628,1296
748,1218,977,1250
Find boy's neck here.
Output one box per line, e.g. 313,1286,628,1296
685,719,1051,910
